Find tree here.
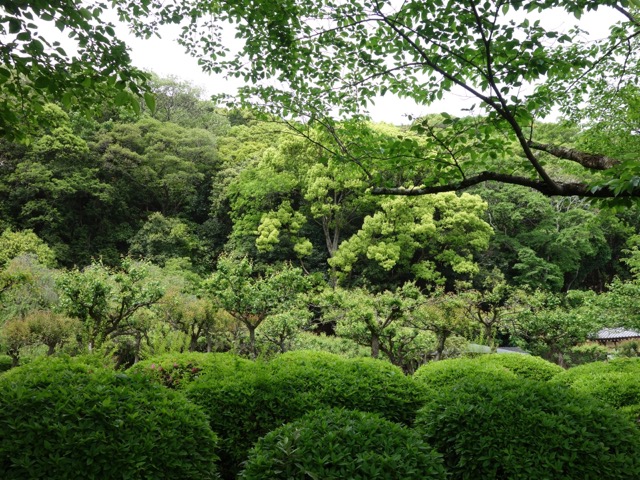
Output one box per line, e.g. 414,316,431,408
329,192,493,289
0,228,56,268
119,0,640,200
205,256,310,357
57,258,163,351
0,0,150,141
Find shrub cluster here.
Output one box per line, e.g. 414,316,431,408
0,355,11,373
415,375,640,479
0,357,219,479
552,358,640,423
241,408,447,480
127,351,253,389
475,353,563,381
413,357,516,388
186,350,427,478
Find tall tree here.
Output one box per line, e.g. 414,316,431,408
119,0,640,200
0,0,150,141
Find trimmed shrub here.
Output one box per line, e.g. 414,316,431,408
186,350,428,478
413,357,517,388
127,351,253,389
552,358,640,423
415,375,640,479
0,357,219,479
475,353,563,381
240,408,447,480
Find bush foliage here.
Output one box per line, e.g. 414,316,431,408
475,353,563,381
127,351,253,388
186,350,427,478
415,375,640,479
552,358,640,423
0,357,219,479
413,357,517,388
240,408,447,480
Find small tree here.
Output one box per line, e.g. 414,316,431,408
206,256,310,357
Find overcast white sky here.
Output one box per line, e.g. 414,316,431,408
40,5,626,124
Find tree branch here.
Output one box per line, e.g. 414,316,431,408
371,171,637,198
528,141,620,170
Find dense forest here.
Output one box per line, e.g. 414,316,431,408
1,72,640,371
3,1,640,479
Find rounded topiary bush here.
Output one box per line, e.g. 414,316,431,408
552,358,640,423
475,353,563,381
0,357,219,479
415,375,640,479
186,351,428,479
413,357,517,388
127,351,253,389
240,408,447,480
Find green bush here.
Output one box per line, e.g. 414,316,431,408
567,343,610,365
475,353,563,381
0,357,219,479
0,355,12,373
552,358,640,423
127,351,253,389
415,375,640,479
186,350,428,479
240,408,447,480
413,357,517,388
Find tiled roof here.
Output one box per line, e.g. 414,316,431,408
595,327,640,340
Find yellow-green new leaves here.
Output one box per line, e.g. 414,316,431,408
329,192,493,285
256,201,311,258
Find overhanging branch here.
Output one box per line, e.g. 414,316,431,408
371,171,638,198
528,141,620,170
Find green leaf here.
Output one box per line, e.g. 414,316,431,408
144,92,156,112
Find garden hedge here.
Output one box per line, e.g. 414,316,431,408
186,350,428,478
0,357,219,479
127,351,253,389
475,353,563,381
552,358,640,423
240,408,447,480
415,375,640,479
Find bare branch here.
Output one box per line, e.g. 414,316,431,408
528,141,620,170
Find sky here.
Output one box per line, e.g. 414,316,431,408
42,4,627,125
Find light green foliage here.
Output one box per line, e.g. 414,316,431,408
0,229,56,269
0,311,81,366
330,193,492,287
205,256,310,356
290,332,371,358
408,290,470,361
0,357,219,479
57,258,163,351
326,283,435,372
0,256,60,322
241,408,447,480
256,310,312,354
118,0,640,198
415,375,640,479
0,1,149,142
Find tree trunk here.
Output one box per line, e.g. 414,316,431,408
435,333,448,361
371,334,380,359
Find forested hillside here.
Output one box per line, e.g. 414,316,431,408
1,73,640,371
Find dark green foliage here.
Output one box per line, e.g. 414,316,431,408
0,357,219,480
0,355,12,373
475,353,564,381
127,351,253,389
413,357,517,389
415,375,640,479
551,358,640,423
240,408,447,480
185,351,427,478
